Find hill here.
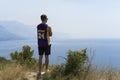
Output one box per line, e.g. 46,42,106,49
0,21,36,39
0,20,71,41
0,25,24,41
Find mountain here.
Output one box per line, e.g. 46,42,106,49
0,21,36,39
0,20,70,41
0,25,24,41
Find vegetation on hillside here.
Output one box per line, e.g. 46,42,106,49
0,45,120,80
10,45,37,68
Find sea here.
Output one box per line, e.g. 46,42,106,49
0,39,120,68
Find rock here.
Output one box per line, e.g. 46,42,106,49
24,72,37,80
24,72,45,80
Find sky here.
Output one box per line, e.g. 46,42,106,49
0,0,120,39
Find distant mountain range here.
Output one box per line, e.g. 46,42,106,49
0,20,70,41
0,25,24,41
0,21,36,41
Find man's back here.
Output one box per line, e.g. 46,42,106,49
37,23,52,47
37,23,48,47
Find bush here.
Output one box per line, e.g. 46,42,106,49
43,48,89,80
51,64,65,79
64,48,88,76
10,45,37,67
0,56,9,64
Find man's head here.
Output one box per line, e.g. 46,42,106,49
40,14,48,23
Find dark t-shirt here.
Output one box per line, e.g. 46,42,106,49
37,23,48,47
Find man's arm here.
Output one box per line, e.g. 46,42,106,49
48,26,52,37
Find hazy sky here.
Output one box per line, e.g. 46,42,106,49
0,0,120,39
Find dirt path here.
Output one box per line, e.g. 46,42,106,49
24,72,45,80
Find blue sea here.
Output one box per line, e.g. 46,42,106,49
0,39,120,68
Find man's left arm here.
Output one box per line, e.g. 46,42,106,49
48,26,52,37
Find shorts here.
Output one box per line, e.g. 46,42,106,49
38,45,51,55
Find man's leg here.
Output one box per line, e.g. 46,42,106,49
45,55,49,71
39,55,43,74
45,45,51,72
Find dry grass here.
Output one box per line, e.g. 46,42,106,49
0,63,30,80
0,63,120,80
86,66,120,80
43,65,120,80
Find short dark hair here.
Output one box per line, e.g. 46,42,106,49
41,14,47,21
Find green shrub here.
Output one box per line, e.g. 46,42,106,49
10,45,37,67
43,48,89,80
64,48,88,76
0,57,10,71
0,56,9,64
51,64,65,79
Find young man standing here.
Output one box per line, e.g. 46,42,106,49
37,14,52,77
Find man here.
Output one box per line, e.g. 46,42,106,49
37,14,52,77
